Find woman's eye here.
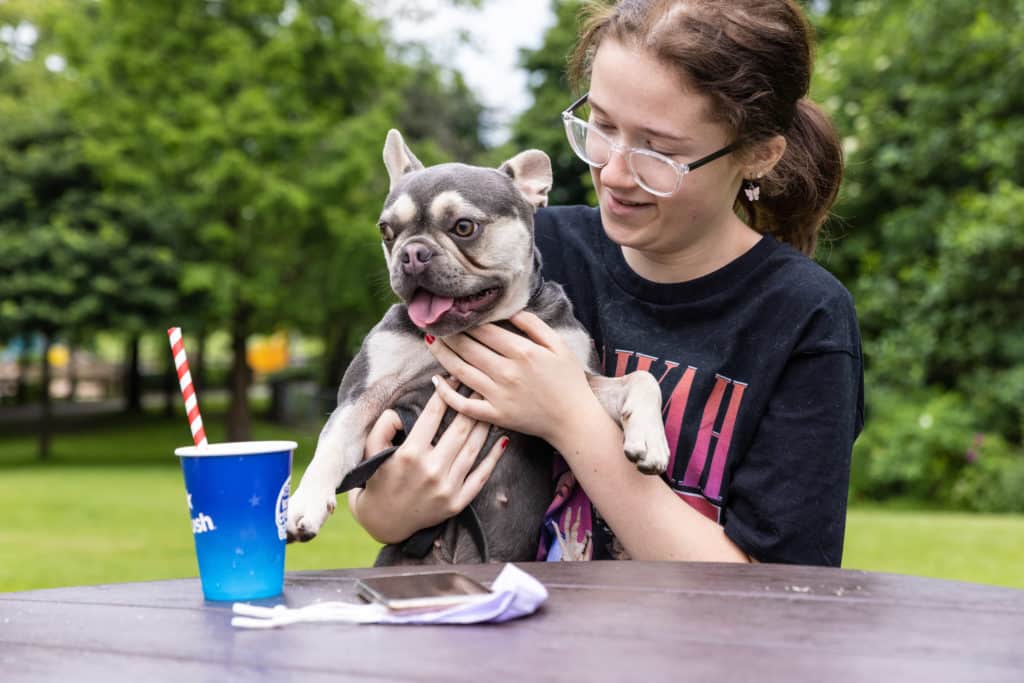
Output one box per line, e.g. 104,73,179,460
451,218,478,238
378,221,394,241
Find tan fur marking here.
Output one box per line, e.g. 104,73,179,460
388,193,417,224
429,191,472,223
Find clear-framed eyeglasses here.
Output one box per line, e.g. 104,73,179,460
561,92,739,197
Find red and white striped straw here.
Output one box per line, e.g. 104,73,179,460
167,327,208,447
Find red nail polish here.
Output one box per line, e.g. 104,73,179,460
500,437,509,449
425,335,435,345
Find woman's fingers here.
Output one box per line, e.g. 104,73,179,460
428,336,499,396
464,323,532,358
433,391,482,463
403,388,449,450
508,310,564,349
431,375,498,424
365,409,404,458
453,434,509,511
447,420,491,483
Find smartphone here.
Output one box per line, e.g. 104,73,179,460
355,572,492,611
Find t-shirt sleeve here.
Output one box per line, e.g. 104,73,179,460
723,295,865,567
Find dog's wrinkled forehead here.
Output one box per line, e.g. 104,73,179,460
381,162,532,228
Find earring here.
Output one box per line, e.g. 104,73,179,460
743,178,761,202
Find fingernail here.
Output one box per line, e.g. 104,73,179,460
500,436,509,450
431,375,440,387
425,334,435,345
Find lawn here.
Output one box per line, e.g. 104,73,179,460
1,409,1022,592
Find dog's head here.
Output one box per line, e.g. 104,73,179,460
377,129,552,336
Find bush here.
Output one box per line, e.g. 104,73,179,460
950,435,1024,513
852,387,975,503
852,385,1024,512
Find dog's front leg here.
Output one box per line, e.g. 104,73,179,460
286,401,375,542
589,373,670,475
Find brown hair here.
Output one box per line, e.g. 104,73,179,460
568,0,842,256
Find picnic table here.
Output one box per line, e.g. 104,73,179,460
2,560,1022,681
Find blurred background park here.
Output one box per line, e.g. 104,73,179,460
1,0,1022,591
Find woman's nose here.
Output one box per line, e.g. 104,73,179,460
599,148,637,191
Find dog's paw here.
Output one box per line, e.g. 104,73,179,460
286,481,337,543
623,426,670,475
621,373,671,475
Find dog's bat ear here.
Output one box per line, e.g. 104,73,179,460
383,129,424,191
499,150,553,209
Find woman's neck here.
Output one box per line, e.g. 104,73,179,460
621,217,762,284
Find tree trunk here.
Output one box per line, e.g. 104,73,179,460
163,365,176,417
67,343,78,401
124,335,143,414
227,308,251,441
39,335,52,461
15,347,30,405
323,319,353,389
194,328,207,395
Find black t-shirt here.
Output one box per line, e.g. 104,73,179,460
534,205,864,566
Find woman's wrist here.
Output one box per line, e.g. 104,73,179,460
349,487,415,545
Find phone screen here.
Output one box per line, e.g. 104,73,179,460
355,572,491,611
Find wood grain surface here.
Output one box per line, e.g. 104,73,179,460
2,561,1022,682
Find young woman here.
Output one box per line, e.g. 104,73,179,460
349,0,864,566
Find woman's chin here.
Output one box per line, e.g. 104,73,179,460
599,208,654,248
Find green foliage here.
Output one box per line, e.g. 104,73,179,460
504,0,594,206
813,0,1024,506
851,386,1024,513
1,0,491,433
851,387,976,502
0,2,179,344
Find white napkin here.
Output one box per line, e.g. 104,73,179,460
231,563,548,629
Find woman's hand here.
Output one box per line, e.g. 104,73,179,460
349,387,508,544
425,311,595,445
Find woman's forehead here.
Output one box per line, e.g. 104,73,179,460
589,38,719,137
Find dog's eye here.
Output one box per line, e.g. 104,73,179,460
451,218,478,239
378,221,394,242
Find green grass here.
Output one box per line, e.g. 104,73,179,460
1,408,1022,592
843,505,1024,588
0,408,380,592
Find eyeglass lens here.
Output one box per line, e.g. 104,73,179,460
565,118,680,196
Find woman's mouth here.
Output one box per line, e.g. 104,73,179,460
606,192,653,215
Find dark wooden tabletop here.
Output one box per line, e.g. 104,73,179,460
2,561,1022,682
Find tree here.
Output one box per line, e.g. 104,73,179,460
812,0,1024,505
0,3,179,457
53,0,409,439
506,0,592,206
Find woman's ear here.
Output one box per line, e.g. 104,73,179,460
744,134,787,179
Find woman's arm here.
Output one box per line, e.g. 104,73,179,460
426,311,752,562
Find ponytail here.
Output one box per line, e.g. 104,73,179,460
743,99,844,256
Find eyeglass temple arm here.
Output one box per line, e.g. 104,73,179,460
687,141,741,172
562,92,590,117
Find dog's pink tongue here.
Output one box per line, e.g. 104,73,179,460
407,290,455,328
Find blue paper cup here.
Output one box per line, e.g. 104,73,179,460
174,441,296,601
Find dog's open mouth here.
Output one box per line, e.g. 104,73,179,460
407,286,502,328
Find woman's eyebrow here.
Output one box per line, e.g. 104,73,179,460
588,98,693,144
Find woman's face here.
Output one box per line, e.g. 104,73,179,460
587,38,748,256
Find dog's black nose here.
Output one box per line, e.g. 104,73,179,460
400,244,433,275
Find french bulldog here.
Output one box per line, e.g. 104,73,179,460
285,129,669,564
